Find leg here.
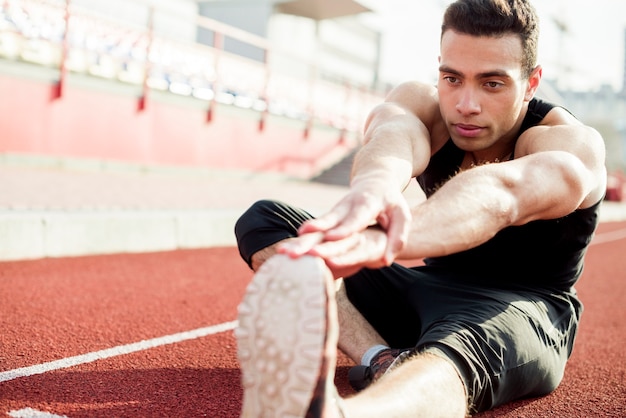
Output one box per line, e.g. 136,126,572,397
250,238,296,271
242,212,428,391
344,353,468,418
235,200,315,269
335,279,388,363
236,200,390,366
236,254,469,417
402,277,582,412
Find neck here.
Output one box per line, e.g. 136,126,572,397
463,148,513,169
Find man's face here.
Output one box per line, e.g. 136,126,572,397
437,30,538,154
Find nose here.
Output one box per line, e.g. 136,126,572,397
456,88,481,115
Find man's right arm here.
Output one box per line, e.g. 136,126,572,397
281,81,440,264
352,81,440,192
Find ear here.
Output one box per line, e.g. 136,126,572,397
525,65,542,101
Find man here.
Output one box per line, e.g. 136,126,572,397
234,0,607,416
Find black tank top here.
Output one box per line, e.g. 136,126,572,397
417,98,601,291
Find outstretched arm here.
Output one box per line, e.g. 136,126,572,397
279,82,439,265
399,138,604,260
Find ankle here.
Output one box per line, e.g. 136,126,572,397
361,344,390,366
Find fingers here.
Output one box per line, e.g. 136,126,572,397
277,231,371,279
313,227,388,270
298,201,360,236
277,231,325,257
283,186,412,269
299,192,385,239
304,204,385,244
278,227,389,272
383,203,412,263
308,233,361,259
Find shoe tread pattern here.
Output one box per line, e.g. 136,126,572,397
237,255,327,418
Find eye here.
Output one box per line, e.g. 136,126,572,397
443,76,460,84
484,81,503,89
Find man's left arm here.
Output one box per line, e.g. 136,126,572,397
513,109,607,215
396,117,607,260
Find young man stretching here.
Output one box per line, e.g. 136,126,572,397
234,0,607,416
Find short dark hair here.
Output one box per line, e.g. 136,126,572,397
441,0,539,78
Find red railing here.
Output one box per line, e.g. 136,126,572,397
0,0,386,137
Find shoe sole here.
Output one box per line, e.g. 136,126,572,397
236,254,331,418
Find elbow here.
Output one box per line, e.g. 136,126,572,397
491,192,520,228
509,152,591,224
363,103,406,144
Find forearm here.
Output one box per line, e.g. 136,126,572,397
285,82,439,263
397,150,597,260
398,168,516,259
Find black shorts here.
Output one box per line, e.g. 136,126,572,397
235,200,583,412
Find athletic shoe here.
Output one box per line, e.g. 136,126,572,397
236,254,346,418
348,348,409,391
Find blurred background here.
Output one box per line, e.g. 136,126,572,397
0,0,624,196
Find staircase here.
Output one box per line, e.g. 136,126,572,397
310,148,359,187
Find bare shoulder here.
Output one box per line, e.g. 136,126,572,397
517,106,605,156
386,81,438,104
539,105,587,127
516,105,607,207
385,82,440,125
369,81,448,145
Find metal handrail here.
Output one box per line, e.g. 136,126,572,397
0,0,385,136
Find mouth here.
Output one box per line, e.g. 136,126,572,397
453,123,483,138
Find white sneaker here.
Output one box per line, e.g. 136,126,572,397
236,254,342,418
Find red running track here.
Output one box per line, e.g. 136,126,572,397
1,222,625,417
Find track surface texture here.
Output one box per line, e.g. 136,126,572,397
1,222,625,417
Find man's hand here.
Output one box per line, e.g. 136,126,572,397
278,180,412,267
277,225,389,278
312,225,390,276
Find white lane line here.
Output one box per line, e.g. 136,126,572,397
8,408,68,418
591,227,626,245
0,320,238,383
